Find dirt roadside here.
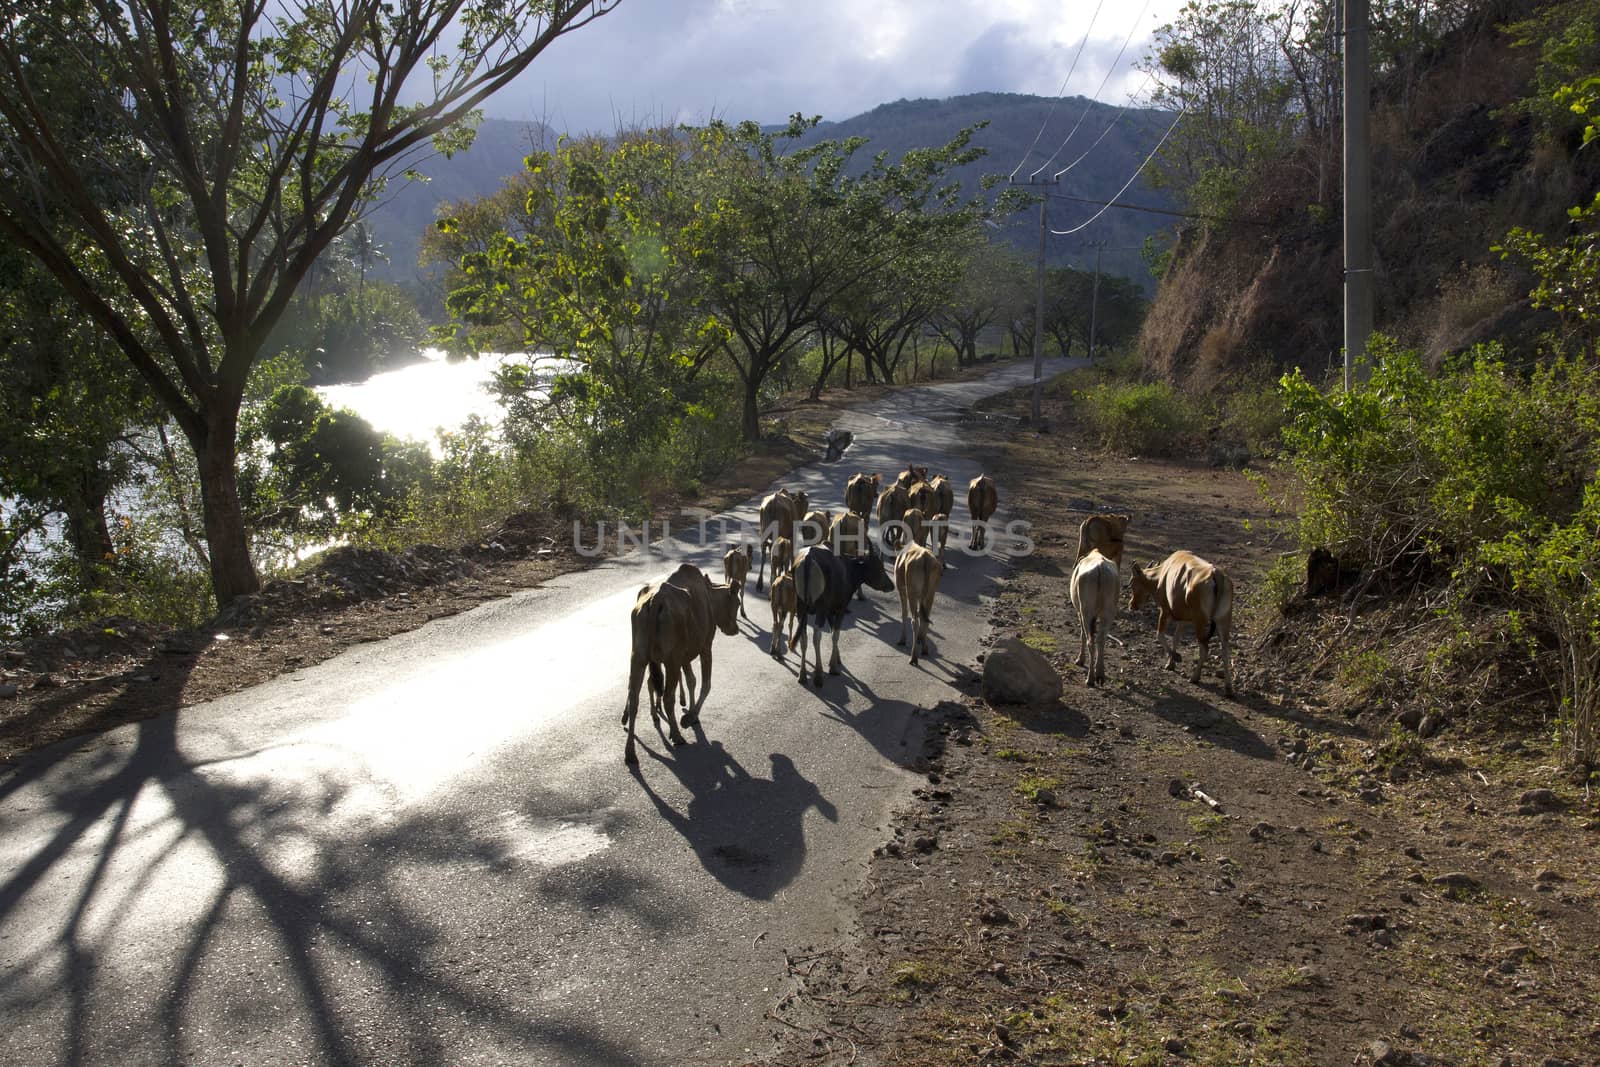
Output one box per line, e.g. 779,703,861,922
755,387,1600,1067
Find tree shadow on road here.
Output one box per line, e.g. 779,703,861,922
1,700,652,1067
632,742,836,901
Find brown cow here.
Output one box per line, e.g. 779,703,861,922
928,511,951,561
876,483,909,548
1078,512,1130,567
894,542,943,665
829,511,869,559
967,474,998,550
1128,550,1235,698
1070,548,1119,687
928,474,955,519
906,480,937,517
845,472,880,518
623,564,740,764
722,543,752,620
799,509,834,548
756,489,799,590
895,463,928,490
900,506,928,548
769,570,798,659
770,535,794,582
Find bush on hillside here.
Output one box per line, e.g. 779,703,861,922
1279,337,1600,763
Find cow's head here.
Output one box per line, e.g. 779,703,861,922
1127,563,1159,612
791,490,810,518
850,546,895,594
710,582,741,635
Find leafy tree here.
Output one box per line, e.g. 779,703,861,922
925,233,1023,367
692,116,995,438
437,129,730,490
0,0,618,606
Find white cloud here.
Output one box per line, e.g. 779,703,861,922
490,0,1185,134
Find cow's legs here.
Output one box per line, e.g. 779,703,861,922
1075,606,1090,669
826,614,842,677
897,586,911,649
1219,621,1234,697
795,613,810,685
813,619,827,686
623,652,648,764
1157,609,1179,670
681,649,712,726
756,539,769,592
1191,629,1210,686
662,666,687,746
1094,621,1108,685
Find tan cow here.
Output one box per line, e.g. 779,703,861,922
845,472,880,518
769,570,798,659
928,511,951,561
799,509,834,548
722,543,752,620
1077,512,1130,567
757,489,799,590
1070,548,1119,687
967,474,998,550
928,474,955,519
829,511,869,558
906,480,937,517
1128,550,1235,698
876,483,909,547
624,564,740,764
894,542,943,665
771,535,794,582
900,506,928,548
895,463,928,490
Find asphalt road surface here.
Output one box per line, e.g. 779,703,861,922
0,358,1074,1066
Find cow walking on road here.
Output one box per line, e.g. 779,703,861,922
624,564,741,764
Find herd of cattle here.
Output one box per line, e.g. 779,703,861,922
622,463,1235,765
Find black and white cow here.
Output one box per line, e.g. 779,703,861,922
788,544,895,686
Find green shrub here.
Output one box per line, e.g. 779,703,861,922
1073,379,1204,456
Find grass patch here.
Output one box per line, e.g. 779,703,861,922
1188,812,1231,836
1020,629,1059,654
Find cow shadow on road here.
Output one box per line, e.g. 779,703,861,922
632,741,837,901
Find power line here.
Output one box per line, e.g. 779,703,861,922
1050,107,1185,236
1045,190,1274,228
1029,0,1152,180
1007,0,1105,181
1052,70,1156,179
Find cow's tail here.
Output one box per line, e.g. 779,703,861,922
1207,573,1232,640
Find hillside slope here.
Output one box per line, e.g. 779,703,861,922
1138,1,1600,387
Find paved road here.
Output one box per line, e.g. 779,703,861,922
0,359,1073,1066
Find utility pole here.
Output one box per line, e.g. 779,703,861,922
1011,176,1059,424
1343,0,1372,391
1087,240,1105,363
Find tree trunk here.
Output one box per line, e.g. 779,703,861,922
62,468,114,585
191,408,260,607
741,376,762,442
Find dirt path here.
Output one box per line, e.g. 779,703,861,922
756,390,1600,1067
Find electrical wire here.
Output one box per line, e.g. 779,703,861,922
1028,0,1152,180
1007,0,1104,181
1050,107,1185,236
1051,69,1155,179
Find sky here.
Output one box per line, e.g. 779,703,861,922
491,0,1189,135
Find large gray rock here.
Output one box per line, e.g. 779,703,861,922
981,637,1062,705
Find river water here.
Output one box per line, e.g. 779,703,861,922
316,348,515,451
